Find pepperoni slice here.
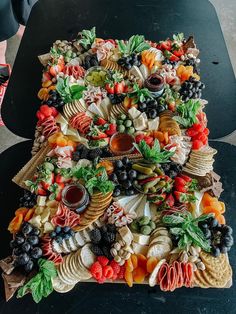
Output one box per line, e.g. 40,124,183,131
168,265,177,291
158,263,169,291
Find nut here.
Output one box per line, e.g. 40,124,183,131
189,246,198,257
114,242,121,251
196,262,205,271
118,239,125,247
110,248,117,257
180,251,188,263
192,263,197,272
188,255,198,263
119,259,125,266
194,246,201,254
114,255,122,263
119,249,124,256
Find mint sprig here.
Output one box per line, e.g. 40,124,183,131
77,27,96,50
56,77,87,103
173,99,201,128
117,34,150,56
17,259,57,303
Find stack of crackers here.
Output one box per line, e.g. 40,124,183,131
183,146,217,177
63,99,87,120
110,104,128,119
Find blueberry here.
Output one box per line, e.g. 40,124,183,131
31,227,40,236
138,103,147,111
22,223,33,235
31,247,43,259
63,226,71,233
222,225,233,235
203,229,211,239
211,246,220,257
55,226,62,234
118,171,128,181
122,157,130,165
10,240,17,249
125,188,135,196
24,260,34,272
210,218,219,228
148,109,157,119
128,170,137,180
21,242,31,253
64,234,70,240
17,253,30,266
115,160,123,169
50,231,57,239
69,229,75,236
28,236,39,246
55,236,63,244
109,173,118,182
15,236,25,245
113,187,121,197
168,170,178,178
122,180,132,189
157,105,166,113
13,247,22,256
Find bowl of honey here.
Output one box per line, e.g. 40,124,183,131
61,183,89,214
109,132,135,156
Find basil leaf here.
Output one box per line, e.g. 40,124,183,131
162,214,185,225
178,234,190,250
193,213,213,223
170,227,184,236
186,224,211,252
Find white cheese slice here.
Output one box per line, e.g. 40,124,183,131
149,259,166,287
140,112,148,123
148,117,160,130
191,191,204,218
128,107,141,120
135,195,147,217
37,196,47,207
79,98,87,110
73,232,86,247
66,237,78,251
123,195,142,213
139,64,150,79
116,195,138,207
55,113,68,125
99,97,112,119
126,194,144,213
129,66,144,82
133,233,150,245
144,201,151,217
118,226,133,245
133,115,146,131
88,103,104,117
52,240,63,254
60,123,68,135
132,242,148,255
81,229,91,242
65,126,79,136
60,239,71,253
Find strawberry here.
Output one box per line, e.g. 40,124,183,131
105,123,117,136
105,39,116,46
42,71,52,82
169,54,180,62
192,123,204,133
143,135,153,145
174,191,196,203
135,133,145,144
35,184,47,196
192,139,204,150
186,128,198,137
165,193,175,207
91,132,108,140
179,175,192,182
55,174,71,184
95,117,107,126
114,81,125,94
160,40,172,51
36,110,45,121
203,128,210,136
196,132,208,145
49,182,65,201
41,172,55,190
173,47,184,57
51,107,58,117
40,105,53,117
105,83,115,94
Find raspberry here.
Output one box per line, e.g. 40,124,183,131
192,123,204,133
36,110,45,121
97,276,106,284
97,256,109,267
103,265,114,279
90,261,103,280
51,107,58,117
40,105,52,117
203,128,210,136
90,229,102,244
186,128,198,137
192,140,203,150
110,260,120,275
117,265,125,279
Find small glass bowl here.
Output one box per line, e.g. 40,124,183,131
109,132,135,156
84,66,108,87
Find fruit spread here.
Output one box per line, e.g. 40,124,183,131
62,183,89,213
1,28,233,303
144,74,164,96
110,132,135,155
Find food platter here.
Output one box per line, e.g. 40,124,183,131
0,28,233,303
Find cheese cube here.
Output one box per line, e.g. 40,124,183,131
148,117,160,130
128,107,141,120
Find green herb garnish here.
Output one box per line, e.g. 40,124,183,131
173,99,201,128
117,35,150,56
77,27,96,50
133,139,175,164
73,165,114,195
56,77,87,103
162,211,213,252
17,259,57,303
128,83,153,103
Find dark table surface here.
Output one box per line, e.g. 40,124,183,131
1,0,236,140
0,140,235,314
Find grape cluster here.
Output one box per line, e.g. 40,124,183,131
46,90,65,109
161,162,182,179
198,217,234,257
138,98,167,119
50,226,75,243
185,58,200,75
179,77,205,101
108,93,126,105
10,222,42,272
117,53,141,70
83,54,99,70
162,59,178,67
72,144,112,162
110,157,138,197
19,190,37,208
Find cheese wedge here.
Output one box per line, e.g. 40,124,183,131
128,107,141,120
139,64,150,79
87,103,104,117
133,233,150,245
149,259,166,287
132,242,148,255
118,226,133,245
148,117,160,130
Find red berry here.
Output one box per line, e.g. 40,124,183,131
186,128,198,137
143,136,153,145
192,123,204,133
117,265,125,279
110,260,120,274
197,132,208,144
192,140,203,150
40,105,53,117
36,110,45,121
203,128,210,136
90,262,103,280
97,276,106,284
135,133,145,144
51,107,58,117
103,265,114,279
97,256,109,267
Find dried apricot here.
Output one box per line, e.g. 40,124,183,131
147,257,158,273
131,255,138,270
124,269,133,287
216,214,225,224
56,137,68,147
125,257,134,273
137,254,147,269
133,267,146,283
8,214,23,234
24,208,35,222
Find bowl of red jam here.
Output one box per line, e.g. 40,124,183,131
62,183,89,214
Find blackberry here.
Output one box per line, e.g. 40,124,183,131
80,147,89,159
72,151,80,161
19,190,37,208
106,224,117,233
108,93,126,104
83,54,99,70
101,246,113,260
117,53,141,70
101,147,113,157
90,228,102,244
179,76,205,101
46,90,65,109
102,232,116,244
88,148,103,160
90,244,104,256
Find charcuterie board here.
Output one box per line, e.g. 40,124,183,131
0,28,233,303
